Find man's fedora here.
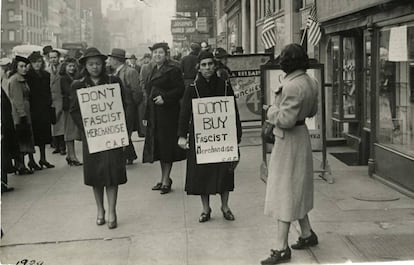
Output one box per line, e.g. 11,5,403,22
108,48,127,59
79,47,107,64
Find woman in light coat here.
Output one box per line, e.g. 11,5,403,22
261,44,319,265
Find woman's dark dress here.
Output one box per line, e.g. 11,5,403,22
142,60,186,163
178,73,242,195
26,70,52,146
70,75,127,187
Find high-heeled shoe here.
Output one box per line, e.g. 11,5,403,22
107,215,117,229
71,160,83,166
160,178,173,194
199,208,212,223
17,167,34,175
39,160,55,169
28,161,42,171
221,208,235,221
96,210,105,226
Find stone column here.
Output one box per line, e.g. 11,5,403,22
250,0,256,53
241,0,250,52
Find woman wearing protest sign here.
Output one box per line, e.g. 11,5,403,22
261,44,319,265
60,57,82,166
178,51,242,222
26,51,55,170
70,47,126,229
8,56,35,175
143,42,186,194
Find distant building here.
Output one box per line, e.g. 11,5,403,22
1,0,44,56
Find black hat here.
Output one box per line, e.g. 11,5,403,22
129,54,137,60
28,51,43,62
14,55,30,64
43,45,53,55
142,53,151,59
213,47,228,59
79,47,108,64
108,48,127,59
149,42,169,52
198,51,214,62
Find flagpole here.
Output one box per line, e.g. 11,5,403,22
300,27,307,46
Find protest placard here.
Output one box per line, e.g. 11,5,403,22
192,96,239,164
77,83,129,153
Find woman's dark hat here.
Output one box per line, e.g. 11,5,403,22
14,55,30,64
213,47,228,59
79,47,107,64
28,51,43,62
198,51,214,62
108,48,127,59
42,45,53,55
149,42,170,52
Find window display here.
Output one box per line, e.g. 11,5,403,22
378,24,414,157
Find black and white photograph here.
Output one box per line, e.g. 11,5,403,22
1,0,414,264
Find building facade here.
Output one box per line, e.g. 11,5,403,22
1,0,44,56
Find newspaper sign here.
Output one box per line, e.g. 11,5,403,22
77,83,129,153
192,96,239,164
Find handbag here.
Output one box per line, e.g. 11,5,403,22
50,107,56,125
262,120,275,144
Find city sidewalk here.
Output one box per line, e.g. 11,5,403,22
1,137,413,265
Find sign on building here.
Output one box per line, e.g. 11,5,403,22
77,83,129,153
192,96,239,164
226,54,271,122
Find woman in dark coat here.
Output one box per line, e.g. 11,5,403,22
178,51,242,222
60,57,82,166
70,47,127,229
143,42,186,194
26,51,55,170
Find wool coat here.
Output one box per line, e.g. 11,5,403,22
1,88,19,173
142,60,186,163
7,73,35,153
50,65,64,136
70,74,127,187
264,70,318,222
61,73,81,141
178,73,242,195
114,64,141,161
26,70,52,146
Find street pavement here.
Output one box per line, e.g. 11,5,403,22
1,134,414,265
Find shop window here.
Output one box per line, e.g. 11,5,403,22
378,24,414,157
8,10,15,22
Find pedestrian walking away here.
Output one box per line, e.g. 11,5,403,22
178,51,242,223
180,42,201,89
143,42,186,194
261,44,319,265
26,51,55,170
70,47,127,229
49,49,66,155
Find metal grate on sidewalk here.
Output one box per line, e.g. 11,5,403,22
345,234,414,262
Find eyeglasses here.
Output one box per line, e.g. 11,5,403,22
200,62,214,67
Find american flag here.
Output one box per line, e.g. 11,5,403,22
261,7,276,50
306,4,322,46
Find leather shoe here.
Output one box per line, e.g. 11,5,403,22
160,179,172,194
108,217,117,229
199,208,212,223
221,208,235,221
261,247,291,264
96,210,105,226
291,229,318,249
152,182,162,190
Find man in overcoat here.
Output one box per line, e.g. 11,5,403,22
108,48,142,164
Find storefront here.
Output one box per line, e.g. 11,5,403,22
319,0,414,193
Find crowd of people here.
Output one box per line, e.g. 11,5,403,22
2,41,320,264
